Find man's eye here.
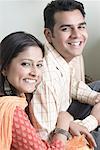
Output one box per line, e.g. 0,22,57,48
62,28,67,31
78,25,86,29
61,27,71,32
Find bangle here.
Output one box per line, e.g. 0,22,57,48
53,128,71,140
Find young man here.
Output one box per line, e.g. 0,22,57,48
31,0,100,148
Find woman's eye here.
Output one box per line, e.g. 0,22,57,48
37,64,43,68
21,62,31,67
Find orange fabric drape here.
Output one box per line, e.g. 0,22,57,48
65,135,93,150
0,96,27,150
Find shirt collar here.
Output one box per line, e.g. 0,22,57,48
44,41,69,69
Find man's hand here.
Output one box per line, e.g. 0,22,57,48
94,93,100,104
57,111,73,130
91,102,100,125
69,121,97,148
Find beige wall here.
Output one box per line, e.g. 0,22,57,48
81,0,100,81
0,0,100,80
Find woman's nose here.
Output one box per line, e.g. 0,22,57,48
30,67,39,77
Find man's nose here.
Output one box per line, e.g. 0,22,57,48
71,28,81,38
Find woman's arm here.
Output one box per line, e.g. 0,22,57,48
11,106,67,150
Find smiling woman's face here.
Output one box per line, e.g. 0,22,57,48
4,46,43,95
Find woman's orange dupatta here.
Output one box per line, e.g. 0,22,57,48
65,135,94,150
0,96,27,150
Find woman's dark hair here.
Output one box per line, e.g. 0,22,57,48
44,0,86,32
0,31,44,95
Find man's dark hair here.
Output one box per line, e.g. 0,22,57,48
44,0,85,32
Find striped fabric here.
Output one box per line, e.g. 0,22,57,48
31,41,99,138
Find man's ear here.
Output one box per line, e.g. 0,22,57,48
44,28,53,43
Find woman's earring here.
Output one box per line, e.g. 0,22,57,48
33,85,38,95
4,77,13,95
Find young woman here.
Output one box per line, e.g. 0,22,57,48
0,31,73,150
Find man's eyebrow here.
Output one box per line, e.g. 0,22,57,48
80,22,87,25
60,22,86,28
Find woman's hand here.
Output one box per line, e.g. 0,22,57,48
69,121,97,148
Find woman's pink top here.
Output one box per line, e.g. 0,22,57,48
11,106,64,150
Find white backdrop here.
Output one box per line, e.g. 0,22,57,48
0,0,100,80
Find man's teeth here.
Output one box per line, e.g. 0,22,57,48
69,42,80,46
25,79,36,83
